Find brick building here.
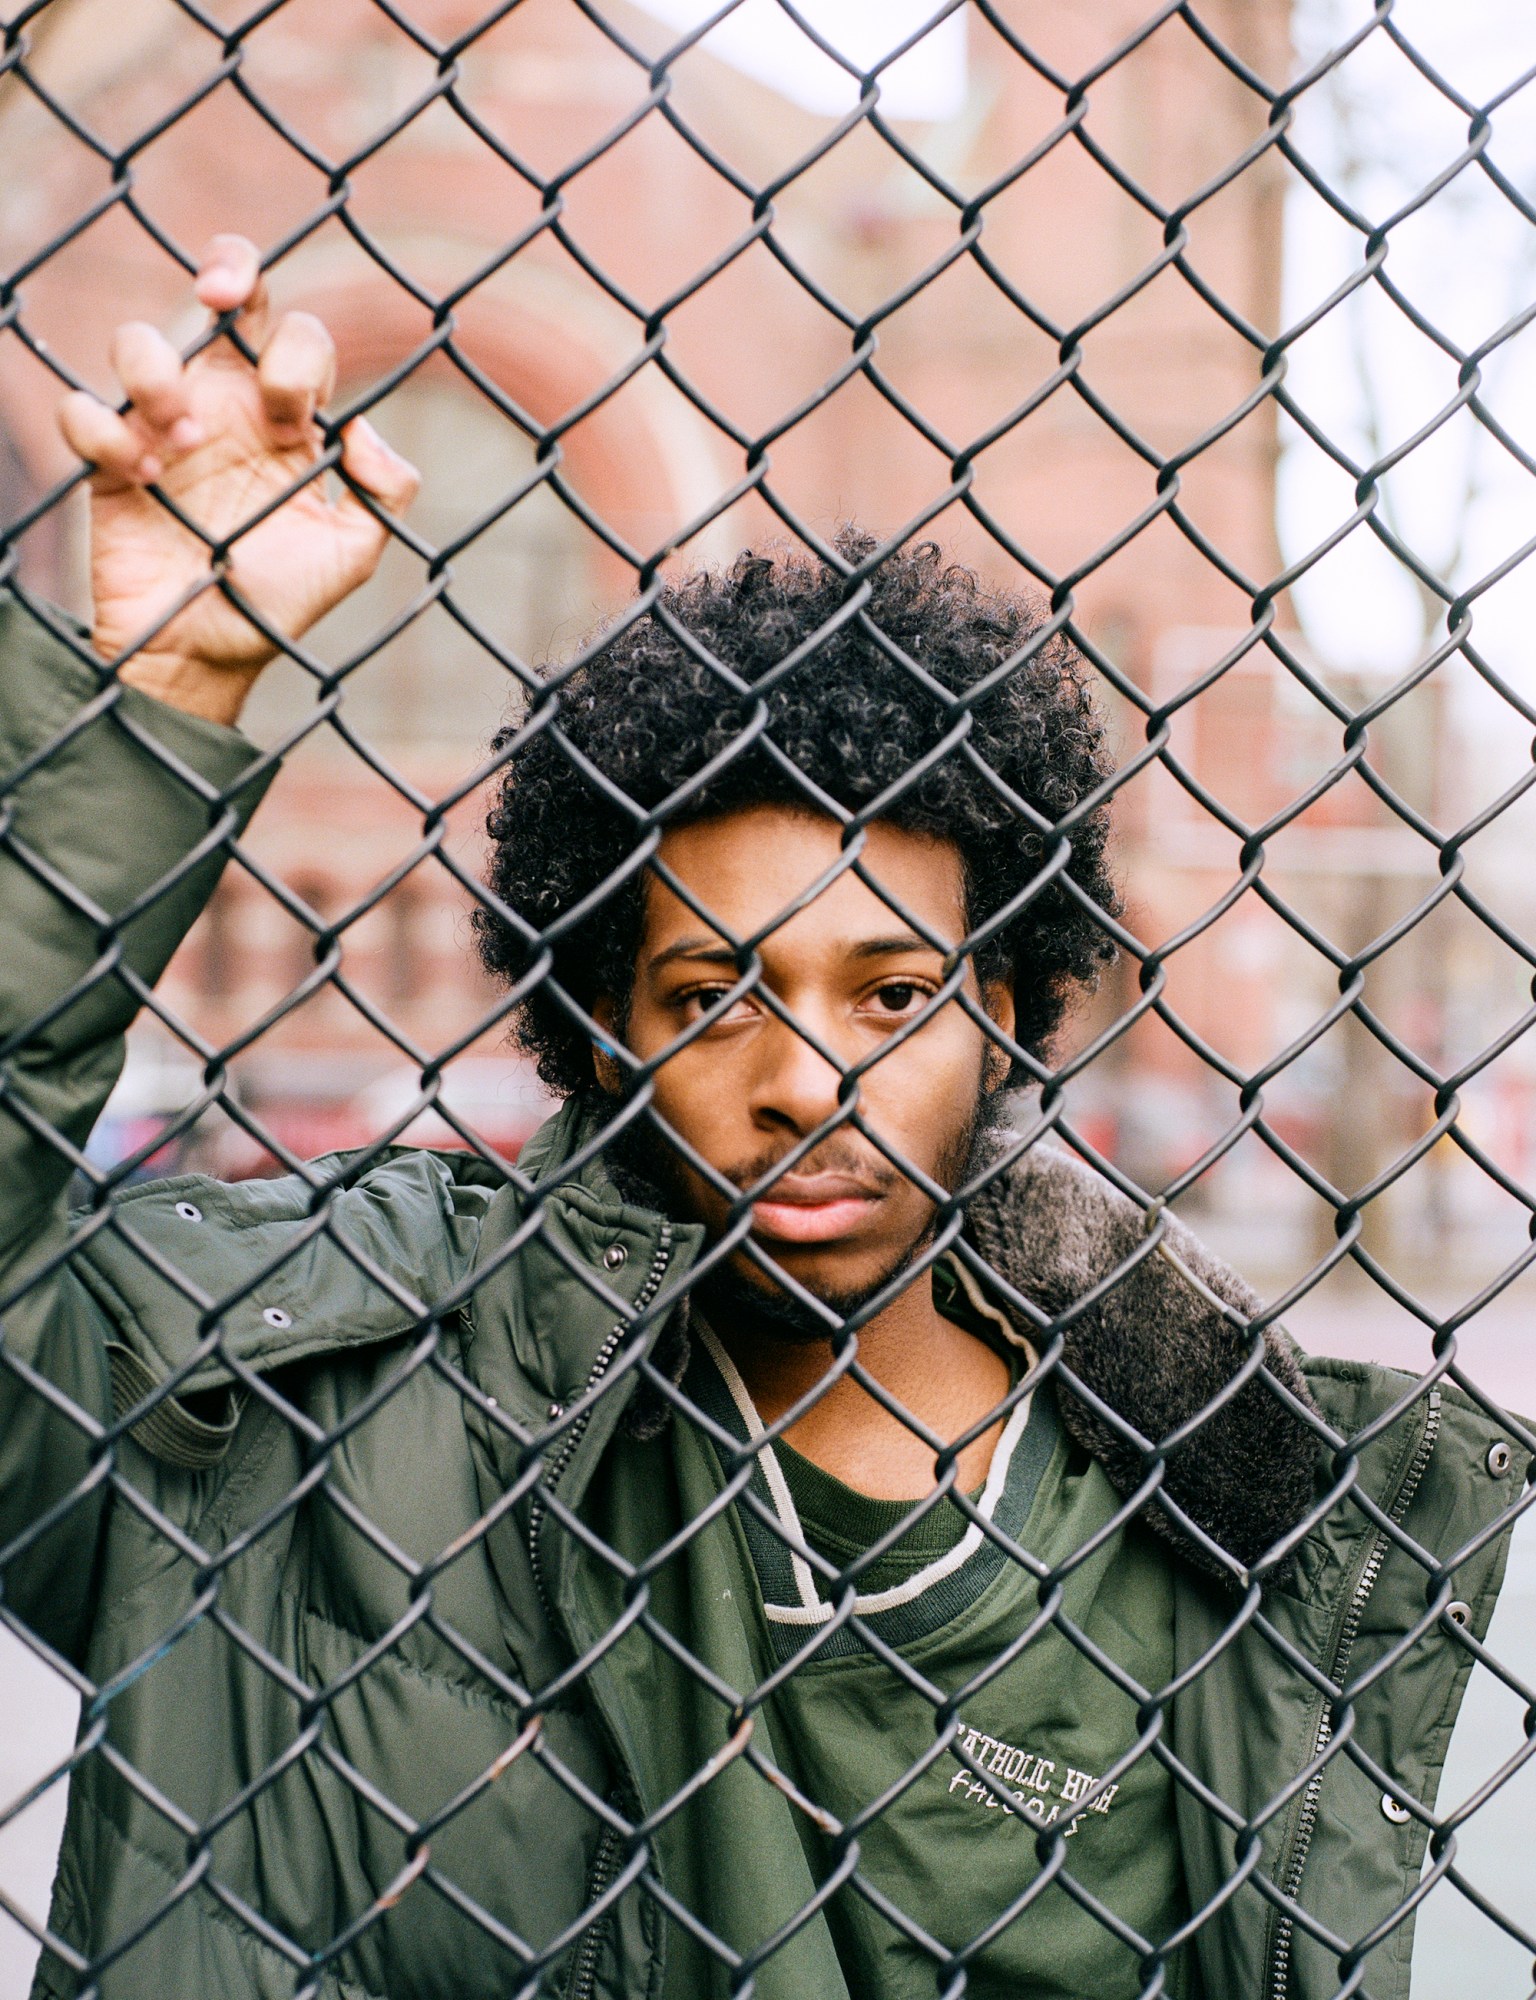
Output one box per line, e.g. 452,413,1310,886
3,0,1403,1262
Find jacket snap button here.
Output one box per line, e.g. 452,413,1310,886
1380,1792,1412,1825
604,1244,628,1270
175,1201,203,1223
1487,1441,1513,1478
1445,1601,1472,1627
261,1306,292,1329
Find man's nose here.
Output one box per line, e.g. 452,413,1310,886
747,1008,848,1134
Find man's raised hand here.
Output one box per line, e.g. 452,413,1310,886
56,234,420,725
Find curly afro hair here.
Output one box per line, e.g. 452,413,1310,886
475,533,1120,1096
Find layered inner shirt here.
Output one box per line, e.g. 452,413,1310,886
670,1255,1196,1999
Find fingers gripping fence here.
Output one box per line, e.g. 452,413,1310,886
0,1,1534,1997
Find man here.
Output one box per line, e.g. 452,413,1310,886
0,239,1521,2000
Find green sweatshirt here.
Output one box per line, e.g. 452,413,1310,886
657,1271,1192,1999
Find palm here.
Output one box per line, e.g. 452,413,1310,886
89,362,379,673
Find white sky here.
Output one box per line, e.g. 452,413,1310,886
1277,0,1536,699
633,0,968,119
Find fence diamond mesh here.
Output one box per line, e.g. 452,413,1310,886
0,2,1533,1998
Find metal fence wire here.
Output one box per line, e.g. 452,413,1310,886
1,1,1534,1997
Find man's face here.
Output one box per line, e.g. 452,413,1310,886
594,804,1015,1314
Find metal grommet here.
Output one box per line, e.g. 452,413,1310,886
1380,1792,1412,1825
261,1306,293,1329
604,1243,628,1271
1487,1441,1513,1478
174,1201,203,1223
1445,1600,1472,1628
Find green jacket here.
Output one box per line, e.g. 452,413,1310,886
0,595,1522,2000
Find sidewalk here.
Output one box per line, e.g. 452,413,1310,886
0,1635,75,2000
1282,1269,1536,1417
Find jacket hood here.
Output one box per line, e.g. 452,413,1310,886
539,1093,1323,1584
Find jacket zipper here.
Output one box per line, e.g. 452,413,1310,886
1265,1387,1441,2000
566,1817,624,2000
522,1223,672,2000
526,1221,673,1618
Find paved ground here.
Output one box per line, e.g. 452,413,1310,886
1282,1273,1536,1418
1,1281,1530,1998
1410,1510,1536,1998
0,1641,73,2000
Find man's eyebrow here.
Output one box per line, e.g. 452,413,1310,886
647,931,945,975
646,936,740,974
849,933,946,961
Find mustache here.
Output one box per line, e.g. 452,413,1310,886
722,1144,903,1199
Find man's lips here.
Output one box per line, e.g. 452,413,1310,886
745,1173,885,1245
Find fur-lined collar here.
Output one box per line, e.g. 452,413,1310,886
966,1144,1320,1586
610,1106,1322,1587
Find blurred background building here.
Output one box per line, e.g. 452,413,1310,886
1,0,1533,1309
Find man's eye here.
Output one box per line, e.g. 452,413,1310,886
871,982,926,1014
679,987,747,1021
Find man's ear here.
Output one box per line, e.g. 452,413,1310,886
591,996,623,1096
981,978,1016,1093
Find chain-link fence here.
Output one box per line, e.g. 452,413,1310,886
1,2,1534,1996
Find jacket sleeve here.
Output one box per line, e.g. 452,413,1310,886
0,591,272,1662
